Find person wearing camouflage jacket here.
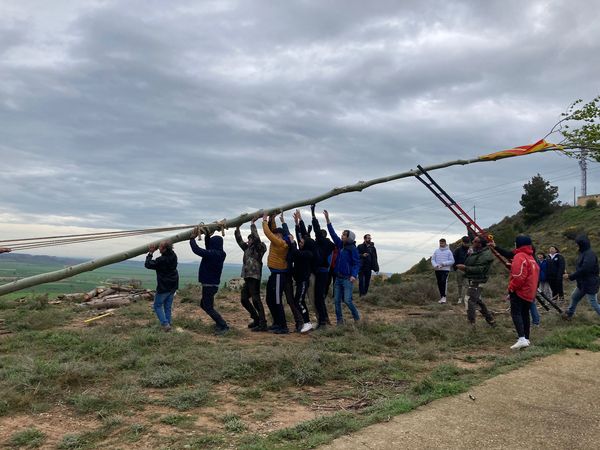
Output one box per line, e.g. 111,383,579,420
456,235,496,326
235,218,268,331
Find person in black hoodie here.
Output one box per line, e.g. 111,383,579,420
357,234,379,296
289,232,317,333
190,227,229,334
311,204,335,327
145,240,179,332
563,235,600,319
452,236,471,305
547,245,566,302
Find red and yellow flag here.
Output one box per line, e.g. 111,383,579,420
479,139,563,161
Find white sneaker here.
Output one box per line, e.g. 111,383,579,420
510,337,530,350
300,322,313,333
438,297,447,304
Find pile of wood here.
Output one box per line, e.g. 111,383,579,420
57,284,154,309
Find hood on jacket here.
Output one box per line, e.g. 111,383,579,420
575,234,591,252
515,235,532,248
344,230,356,244
208,235,224,251
302,236,317,252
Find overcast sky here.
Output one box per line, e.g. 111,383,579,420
1,0,599,273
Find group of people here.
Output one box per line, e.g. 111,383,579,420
145,206,380,335
432,233,600,349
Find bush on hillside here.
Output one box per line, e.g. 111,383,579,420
519,174,559,224
585,199,598,209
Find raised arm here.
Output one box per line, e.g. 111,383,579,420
324,210,342,248
250,216,261,243
234,227,248,251
189,227,208,257
262,214,287,248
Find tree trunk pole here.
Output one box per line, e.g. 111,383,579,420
0,148,560,296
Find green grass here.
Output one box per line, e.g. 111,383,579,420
2,282,600,449
7,428,46,448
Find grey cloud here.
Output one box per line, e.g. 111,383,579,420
1,0,599,271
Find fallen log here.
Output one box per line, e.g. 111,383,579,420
58,293,86,302
83,288,98,301
81,296,131,309
97,288,116,298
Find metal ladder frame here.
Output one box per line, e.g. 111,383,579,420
414,164,562,313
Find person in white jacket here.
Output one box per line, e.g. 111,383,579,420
432,238,455,304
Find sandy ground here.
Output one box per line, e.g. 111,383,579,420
322,348,600,450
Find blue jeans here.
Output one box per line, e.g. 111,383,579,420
530,299,540,325
567,287,600,317
154,291,175,326
334,277,360,324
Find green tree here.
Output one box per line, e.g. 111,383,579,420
415,257,429,274
547,96,600,161
519,174,559,224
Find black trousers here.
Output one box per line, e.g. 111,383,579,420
240,277,266,325
294,278,311,323
266,272,288,329
314,270,331,325
548,277,564,299
284,275,304,329
200,285,228,329
435,270,450,297
510,292,531,339
326,270,336,298
358,270,372,296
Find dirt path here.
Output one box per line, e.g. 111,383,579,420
322,348,600,450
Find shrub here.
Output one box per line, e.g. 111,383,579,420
139,366,189,388
8,428,46,448
585,198,597,209
222,414,247,433
166,385,213,410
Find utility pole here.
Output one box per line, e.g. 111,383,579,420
573,186,576,206
579,149,588,197
473,205,476,223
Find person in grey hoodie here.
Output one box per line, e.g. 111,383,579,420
432,238,455,304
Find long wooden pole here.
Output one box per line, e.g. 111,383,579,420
0,147,561,296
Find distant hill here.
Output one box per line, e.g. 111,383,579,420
405,204,600,274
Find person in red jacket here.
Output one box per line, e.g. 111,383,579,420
508,235,540,350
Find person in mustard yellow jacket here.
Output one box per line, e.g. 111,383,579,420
262,212,290,334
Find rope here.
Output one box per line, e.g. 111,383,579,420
0,224,197,251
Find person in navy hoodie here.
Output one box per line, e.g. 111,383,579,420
562,235,600,319
323,209,361,325
189,227,229,334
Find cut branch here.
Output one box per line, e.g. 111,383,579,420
0,146,561,296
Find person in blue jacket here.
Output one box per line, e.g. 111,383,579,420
189,227,229,334
322,209,361,325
